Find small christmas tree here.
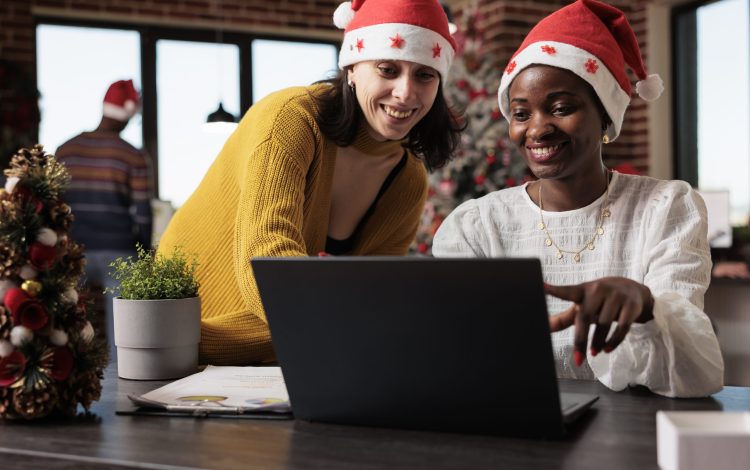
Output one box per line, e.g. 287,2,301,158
0,145,107,420
412,4,530,255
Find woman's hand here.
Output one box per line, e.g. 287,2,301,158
545,277,655,366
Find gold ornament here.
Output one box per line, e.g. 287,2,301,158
602,134,610,144
538,171,612,263
21,279,43,297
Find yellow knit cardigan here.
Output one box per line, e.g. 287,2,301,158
158,86,428,365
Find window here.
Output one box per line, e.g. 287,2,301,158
674,0,750,225
156,40,240,207
251,39,337,103
697,0,749,225
36,25,141,153
35,21,338,208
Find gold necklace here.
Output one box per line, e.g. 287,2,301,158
537,173,611,263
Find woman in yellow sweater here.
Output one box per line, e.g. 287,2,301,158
158,0,463,365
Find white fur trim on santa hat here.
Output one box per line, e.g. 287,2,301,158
635,74,664,102
0,340,13,358
36,228,58,247
498,41,631,142
4,176,20,194
103,100,137,122
333,2,356,29
339,23,454,79
11,326,33,347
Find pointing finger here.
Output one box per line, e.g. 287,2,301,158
545,283,585,303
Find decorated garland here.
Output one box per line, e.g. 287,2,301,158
0,145,107,419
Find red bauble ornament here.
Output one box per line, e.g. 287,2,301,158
0,350,26,387
3,287,29,314
28,242,56,270
12,185,43,214
50,347,74,381
3,287,49,331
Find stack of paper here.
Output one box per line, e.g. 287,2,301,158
127,366,291,417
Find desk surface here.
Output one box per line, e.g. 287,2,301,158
1,367,749,470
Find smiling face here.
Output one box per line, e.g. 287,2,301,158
347,60,440,141
508,65,607,182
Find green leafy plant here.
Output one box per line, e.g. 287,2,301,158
106,244,199,300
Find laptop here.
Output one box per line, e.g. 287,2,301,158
252,257,598,438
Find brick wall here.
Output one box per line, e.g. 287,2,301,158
0,0,341,74
1,0,653,171
451,0,652,172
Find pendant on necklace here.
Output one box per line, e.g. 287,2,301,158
556,251,563,260
538,222,545,230
545,238,552,246
597,227,604,235
573,253,581,263
587,242,594,250
603,208,611,218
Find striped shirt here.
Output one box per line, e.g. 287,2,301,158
56,131,153,250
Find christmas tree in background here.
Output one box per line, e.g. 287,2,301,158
0,145,107,420
411,4,530,255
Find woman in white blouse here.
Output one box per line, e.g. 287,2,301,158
433,0,724,398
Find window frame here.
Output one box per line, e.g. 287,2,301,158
34,16,340,196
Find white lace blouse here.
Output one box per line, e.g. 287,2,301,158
433,172,724,398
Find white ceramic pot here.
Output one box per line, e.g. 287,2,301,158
113,296,201,380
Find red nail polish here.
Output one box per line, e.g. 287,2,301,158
590,347,598,357
574,350,584,367
604,346,613,353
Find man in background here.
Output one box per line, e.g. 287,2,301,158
56,79,154,360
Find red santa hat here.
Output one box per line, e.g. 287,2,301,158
334,0,456,79
497,0,663,142
102,79,140,122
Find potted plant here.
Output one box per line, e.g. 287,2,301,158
107,245,200,380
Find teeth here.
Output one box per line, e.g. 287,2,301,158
384,105,414,119
530,144,561,156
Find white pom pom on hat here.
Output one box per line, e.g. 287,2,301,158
635,74,664,102
333,1,356,29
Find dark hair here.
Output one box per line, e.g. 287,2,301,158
311,69,465,171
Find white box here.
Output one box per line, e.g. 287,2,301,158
657,411,750,470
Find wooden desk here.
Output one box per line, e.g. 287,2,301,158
1,367,748,470
705,277,750,386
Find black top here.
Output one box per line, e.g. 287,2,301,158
325,150,408,255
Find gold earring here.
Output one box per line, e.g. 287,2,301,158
602,134,610,144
